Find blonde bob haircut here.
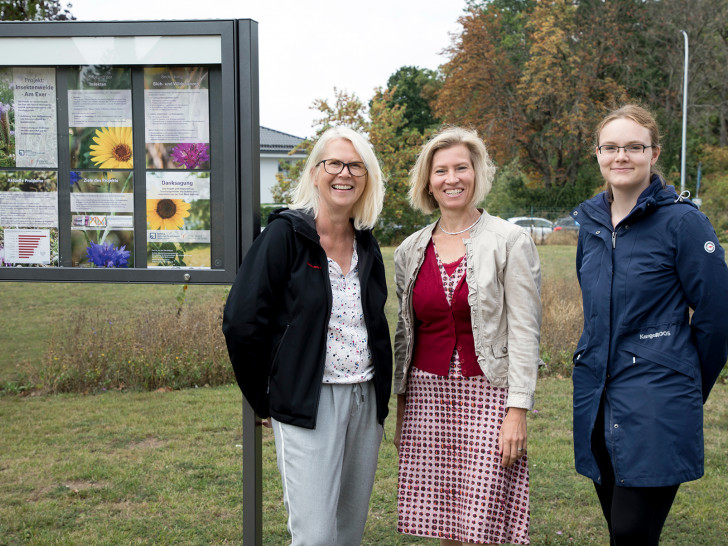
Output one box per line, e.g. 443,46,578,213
289,126,384,230
409,126,496,215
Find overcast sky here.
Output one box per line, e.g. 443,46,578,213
67,0,465,139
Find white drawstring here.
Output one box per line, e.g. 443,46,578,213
674,190,691,203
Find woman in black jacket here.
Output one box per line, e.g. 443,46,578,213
223,126,392,545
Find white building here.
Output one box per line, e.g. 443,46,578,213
259,126,307,204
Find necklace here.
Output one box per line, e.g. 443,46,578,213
438,213,482,235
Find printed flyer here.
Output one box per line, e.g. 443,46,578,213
68,66,133,170
146,171,210,268
70,170,134,268
144,67,210,170
0,67,58,169
0,170,58,267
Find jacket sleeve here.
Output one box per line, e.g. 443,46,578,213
674,209,728,402
222,219,294,416
393,244,409,395
504,231,542,409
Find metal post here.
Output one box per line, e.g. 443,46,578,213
680,30,689,194
242,401,262,545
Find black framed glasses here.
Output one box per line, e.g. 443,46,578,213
598,144,656,155
317,159,368,177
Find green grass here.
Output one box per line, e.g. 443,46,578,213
3,244,728,543
1,381,726,544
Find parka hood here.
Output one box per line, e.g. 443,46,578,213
573,175,697,228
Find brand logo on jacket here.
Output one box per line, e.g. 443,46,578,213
704,241,716,253
639,330,671,340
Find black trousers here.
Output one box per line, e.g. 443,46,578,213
591,401,679,546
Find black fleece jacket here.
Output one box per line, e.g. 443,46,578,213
222,208,392,429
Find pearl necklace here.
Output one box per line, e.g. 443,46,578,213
438,213,483,235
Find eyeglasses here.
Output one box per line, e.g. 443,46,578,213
598,144,656,155
317,159,368,177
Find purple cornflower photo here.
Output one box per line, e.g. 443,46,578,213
170,143,210,169
86,241,131,268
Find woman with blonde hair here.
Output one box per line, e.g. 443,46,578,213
572,104,728,544
223,126,392,544
394,126,542,545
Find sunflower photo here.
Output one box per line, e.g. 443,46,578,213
0,68,16,168
146,171,210,269
67,67,132,170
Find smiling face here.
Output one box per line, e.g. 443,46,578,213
597,117,660,194
313,138,367,217
428,144,476,214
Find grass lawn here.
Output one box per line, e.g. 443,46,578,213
1,381,726,544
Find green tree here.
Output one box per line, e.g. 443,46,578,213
384,66,441,134
0,0,75,20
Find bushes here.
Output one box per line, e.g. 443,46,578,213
21,298,233,394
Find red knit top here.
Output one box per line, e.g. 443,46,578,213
411,242,482,377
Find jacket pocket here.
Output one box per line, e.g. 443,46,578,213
487,333,509,378
269,323,291,378
622,340,697,379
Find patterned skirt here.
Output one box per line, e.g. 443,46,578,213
397,359,531,544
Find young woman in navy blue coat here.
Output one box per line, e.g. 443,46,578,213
572,105,728,545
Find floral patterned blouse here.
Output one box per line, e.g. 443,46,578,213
322,242,374,384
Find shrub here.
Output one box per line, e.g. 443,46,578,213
539,277,582,377
23,298,233,394
544,230,578,245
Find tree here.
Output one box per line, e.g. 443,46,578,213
436,0,636,191
369,88,433,243
0,0,75,20
384,66,441,134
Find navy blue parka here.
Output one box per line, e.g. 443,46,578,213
572,175,728,487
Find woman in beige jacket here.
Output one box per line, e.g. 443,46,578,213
394,127,542,546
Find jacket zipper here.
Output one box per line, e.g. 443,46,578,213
612,230,617,249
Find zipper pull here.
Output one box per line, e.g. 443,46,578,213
612,231,617,249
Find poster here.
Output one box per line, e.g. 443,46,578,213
146,171,210,268
144,67,210,170
70,170,134,268
0,170,58,267
0,67,58,169
68,66,133,169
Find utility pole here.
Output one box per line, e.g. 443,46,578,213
680,30,689,194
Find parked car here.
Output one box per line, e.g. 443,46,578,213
553,216,580,232
507,216,553,243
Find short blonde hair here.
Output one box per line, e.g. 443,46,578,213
409,126,496,214
290,126,384,230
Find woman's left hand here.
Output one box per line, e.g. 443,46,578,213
499,407,527,467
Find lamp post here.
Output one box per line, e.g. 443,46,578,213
680,30,689,194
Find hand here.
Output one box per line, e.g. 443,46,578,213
499,407,527,467
256,418,272,428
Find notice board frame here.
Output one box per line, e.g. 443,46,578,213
0,19,259,285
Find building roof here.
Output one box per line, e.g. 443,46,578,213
260,126,306,154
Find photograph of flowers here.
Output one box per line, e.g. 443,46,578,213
0,170,59,267
68,67,133,170
146,171,210,269
69,170,134,268
144,67,210,170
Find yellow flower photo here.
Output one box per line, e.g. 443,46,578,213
147,199,191,230
89,126,134,168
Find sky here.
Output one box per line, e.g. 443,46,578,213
67,0,466,139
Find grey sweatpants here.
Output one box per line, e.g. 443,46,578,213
271,381,383,545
